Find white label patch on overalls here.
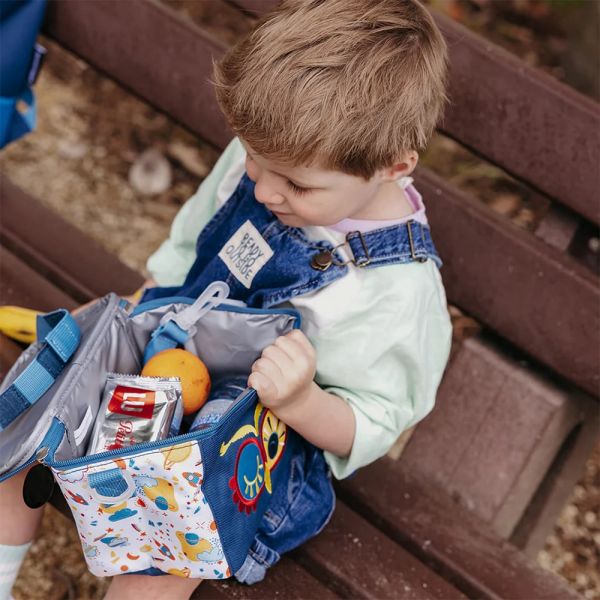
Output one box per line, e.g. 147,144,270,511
218,220,274,288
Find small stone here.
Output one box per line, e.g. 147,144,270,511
488,193,521,217
588,237,600,253
564,504,578,520
57,138,88,160
128,148,172,195
512,207,536,229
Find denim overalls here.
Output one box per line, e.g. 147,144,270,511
141,173,441,583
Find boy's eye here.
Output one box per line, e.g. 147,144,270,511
286,180,312,196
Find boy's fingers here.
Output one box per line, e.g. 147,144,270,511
274,332,309,361
252,357,283,381
262,345,293,370
248,371,278,403
287,329,316,357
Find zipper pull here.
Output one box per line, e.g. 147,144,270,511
36,446,49,464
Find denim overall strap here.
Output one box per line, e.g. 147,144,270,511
141,173,442,309
335,221,441,270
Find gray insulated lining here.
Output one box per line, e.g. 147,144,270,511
0,294,120,473
128,303,298,380
1,296,297,471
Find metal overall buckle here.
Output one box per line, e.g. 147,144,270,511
310,230,371,271
406,220,428,263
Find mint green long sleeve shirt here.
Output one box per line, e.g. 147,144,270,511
147,138,452,479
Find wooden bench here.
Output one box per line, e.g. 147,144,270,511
1,0,597,597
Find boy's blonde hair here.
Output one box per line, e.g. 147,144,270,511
213,0,448,179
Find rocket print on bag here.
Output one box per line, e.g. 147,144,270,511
54,441,230,579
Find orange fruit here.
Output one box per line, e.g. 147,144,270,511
141,348,211,415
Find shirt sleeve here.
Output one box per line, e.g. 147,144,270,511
146,137,247,286
312,263,452,479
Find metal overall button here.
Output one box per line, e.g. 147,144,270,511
310,231,371,271
310,250,334,271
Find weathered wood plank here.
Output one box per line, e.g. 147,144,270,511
295,503,465,599
337,459,580,600
44,0,232,150
0,245,76,311
0,175,144,303
0,335,23,380
200,557,341,599
418,167,600,397
436,12,600,225
401,336,597,538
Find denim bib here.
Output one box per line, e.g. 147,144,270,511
142,173,441,308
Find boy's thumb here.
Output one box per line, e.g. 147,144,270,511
247,372,276,404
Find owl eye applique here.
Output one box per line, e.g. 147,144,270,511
260,409,286,471
221,405,287,514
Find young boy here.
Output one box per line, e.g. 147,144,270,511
0,1,451,598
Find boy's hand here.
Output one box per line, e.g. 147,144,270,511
248,329,316,415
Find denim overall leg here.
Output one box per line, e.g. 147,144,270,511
141,172,442,583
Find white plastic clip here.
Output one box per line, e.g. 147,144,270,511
159,281,230,337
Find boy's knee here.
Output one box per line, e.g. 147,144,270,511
0,467,44,543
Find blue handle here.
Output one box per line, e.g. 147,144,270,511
0,309,80,431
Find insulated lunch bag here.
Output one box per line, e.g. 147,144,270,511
0,282,303,578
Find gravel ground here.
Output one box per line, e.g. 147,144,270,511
0,7,598,600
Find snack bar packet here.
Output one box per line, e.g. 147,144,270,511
87,373,183,455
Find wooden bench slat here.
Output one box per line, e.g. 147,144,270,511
419,168,600,397
400,336,597,542
295,502,465,599
337,459,580,600
0,335,24,381
436,13,600,225
0,175,143,303
0,245,76,311
202,557,342,599
44,0,232,151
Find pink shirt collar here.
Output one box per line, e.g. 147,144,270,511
328,178,428,234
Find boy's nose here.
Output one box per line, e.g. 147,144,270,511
254,177,285,206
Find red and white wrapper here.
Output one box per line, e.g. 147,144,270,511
87,373,183,455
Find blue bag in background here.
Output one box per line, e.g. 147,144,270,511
0,0,47,149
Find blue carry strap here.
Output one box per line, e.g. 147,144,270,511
143,281,230,365
0,309,80,431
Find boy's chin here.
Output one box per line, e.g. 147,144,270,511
273,212,326,228
274,212,304,226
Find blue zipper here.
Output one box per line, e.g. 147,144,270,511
48,388,258,470
0,418,66,483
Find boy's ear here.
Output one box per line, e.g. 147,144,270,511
379,151,419,182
